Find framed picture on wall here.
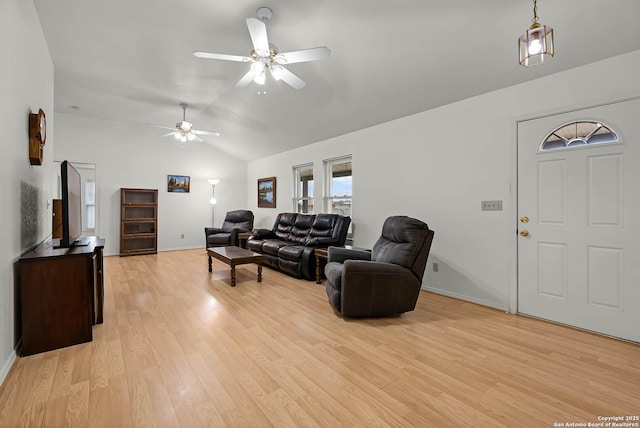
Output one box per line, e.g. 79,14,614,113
167,175,190,193
257,176,276,208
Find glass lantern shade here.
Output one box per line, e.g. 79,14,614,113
519,23,554,67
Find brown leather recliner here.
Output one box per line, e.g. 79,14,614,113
324,216,434,317
204,210,254,248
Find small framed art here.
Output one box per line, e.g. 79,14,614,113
167,175,190,193
257,176,276,208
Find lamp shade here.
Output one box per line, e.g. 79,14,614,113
208,178,220,186
253,70,266,85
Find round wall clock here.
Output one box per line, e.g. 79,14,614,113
29,108,46,165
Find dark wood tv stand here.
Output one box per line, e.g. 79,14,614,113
19,236,105,356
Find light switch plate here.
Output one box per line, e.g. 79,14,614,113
481,200,503,211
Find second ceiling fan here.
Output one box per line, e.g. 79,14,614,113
158,103,220,144
194,7,330,90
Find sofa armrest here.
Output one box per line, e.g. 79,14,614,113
343,260,408,276
251,228,276,240
204,227,223,237
327,246,371,264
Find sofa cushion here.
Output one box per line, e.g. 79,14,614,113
246,239,263,252
274,213,297,240
311,214,336,236
372,216,430,269
278,245,305,262
262,239,291,256
221,210,254,233
290,215,315,244
307,214,341,246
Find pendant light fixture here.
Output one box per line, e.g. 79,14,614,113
518,0,554,67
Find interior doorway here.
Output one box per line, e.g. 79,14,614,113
54,161,97,237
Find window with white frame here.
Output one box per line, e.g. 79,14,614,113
84,179,96,232
540,121,619,151
293,163,314,213
324,156,352,220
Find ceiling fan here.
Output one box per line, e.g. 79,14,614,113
194,7,330,90
158,103,220,144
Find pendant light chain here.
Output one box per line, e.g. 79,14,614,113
532,0,539,24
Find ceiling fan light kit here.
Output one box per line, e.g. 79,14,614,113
519,0,554,67
194,7,331,90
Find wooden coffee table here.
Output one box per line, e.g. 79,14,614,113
207,246,263,287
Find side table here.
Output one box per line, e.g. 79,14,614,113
315,246,371,284
315,248,329,284
238,231,252,249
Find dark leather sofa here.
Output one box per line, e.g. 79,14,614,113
247,212,351,280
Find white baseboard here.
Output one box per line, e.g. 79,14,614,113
421,285,508,312
0,349,17,388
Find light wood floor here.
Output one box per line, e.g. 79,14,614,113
1,249,638,427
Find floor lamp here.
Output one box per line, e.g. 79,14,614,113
208,178,219,226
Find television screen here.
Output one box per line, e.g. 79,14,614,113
58,160,83,248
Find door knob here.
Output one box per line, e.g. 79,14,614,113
520,216,529,223
520,229,529,237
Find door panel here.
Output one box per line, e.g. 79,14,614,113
517,98,640,342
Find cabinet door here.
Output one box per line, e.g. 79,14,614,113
20,255,93,355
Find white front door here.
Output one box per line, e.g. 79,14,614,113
517,98,640,342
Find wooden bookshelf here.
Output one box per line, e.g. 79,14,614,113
120,188,158,256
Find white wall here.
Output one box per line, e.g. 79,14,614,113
248,50,640,311
0,0,55,384
54,113,248,256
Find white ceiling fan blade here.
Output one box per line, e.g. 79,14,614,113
160,131,177,138
151,124,179,131
192,134,204,143
279,67,306,90
246,18,269,56
193,52,251,62
193,130,221,137
234,70,255,87
278,46,331,64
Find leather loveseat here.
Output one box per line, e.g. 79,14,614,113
246,212,351,280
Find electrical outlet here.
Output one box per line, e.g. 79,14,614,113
433,262,439,272
481,200,503,211
180,234,184,239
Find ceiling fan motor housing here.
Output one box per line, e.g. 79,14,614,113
257,7,272,21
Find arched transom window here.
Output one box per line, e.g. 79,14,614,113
540,121,619,151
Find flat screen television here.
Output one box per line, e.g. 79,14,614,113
57,160,85,248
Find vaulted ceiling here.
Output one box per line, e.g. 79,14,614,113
34,0,640,161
